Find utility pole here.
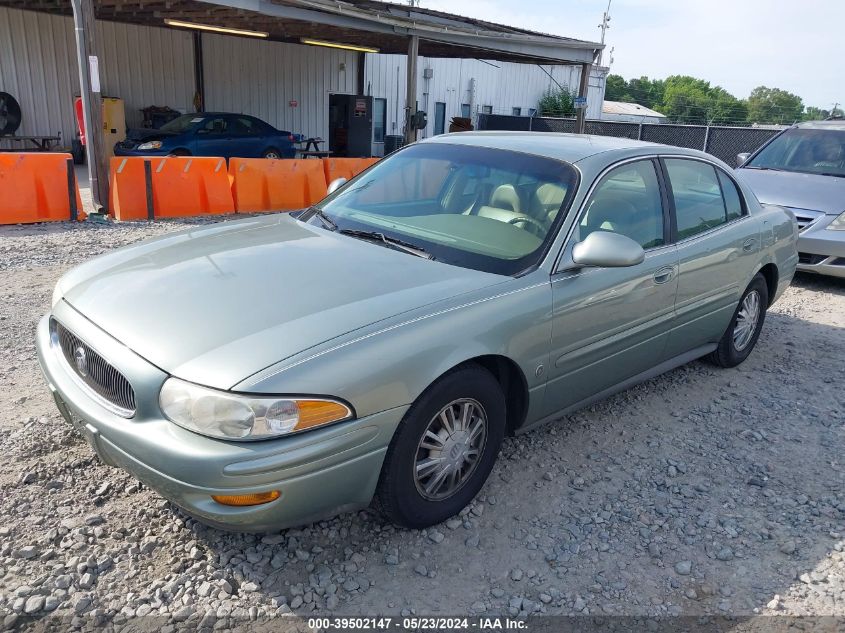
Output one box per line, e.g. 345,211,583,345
596,0,612,66
404,34,419,145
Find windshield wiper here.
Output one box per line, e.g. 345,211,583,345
303,206,337,231
339,229,435,260
743,166,785,172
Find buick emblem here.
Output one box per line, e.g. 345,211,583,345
73,346,88,377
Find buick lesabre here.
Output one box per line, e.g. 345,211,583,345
37,132,798,531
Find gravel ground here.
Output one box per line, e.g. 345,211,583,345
0,218,843,629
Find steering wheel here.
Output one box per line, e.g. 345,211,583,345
507,214,547,237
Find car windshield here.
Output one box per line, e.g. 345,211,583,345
159,114,203,133
747,128,845,177
308,143,577,275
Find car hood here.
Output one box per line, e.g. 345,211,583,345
123,128,180,143
738,168,845,215
59,215,505,390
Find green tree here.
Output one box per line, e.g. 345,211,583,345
804,105,843,121
709,87,748,125
747,86,804,124
627,76,665,110
660,75,715,124
803,106,830,120
605,74,630,102
538,87,575,117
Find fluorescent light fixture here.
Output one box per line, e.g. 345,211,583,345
164,19,269,38
300,38,379,53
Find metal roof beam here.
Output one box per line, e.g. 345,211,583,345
195,0,600,64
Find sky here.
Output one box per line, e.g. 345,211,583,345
417,0,844,110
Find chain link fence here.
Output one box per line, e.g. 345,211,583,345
476,114,783,165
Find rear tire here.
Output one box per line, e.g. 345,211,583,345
376,365,505,528
262,148,281,159
708,273,768,368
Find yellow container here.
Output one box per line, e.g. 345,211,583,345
102,97,125,160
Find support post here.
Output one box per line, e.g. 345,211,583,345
356,51,366,96
193,32,205,112
575,62,592,135
404,34,419,145
70,0,108,214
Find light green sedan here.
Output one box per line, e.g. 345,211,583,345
36,132,798,531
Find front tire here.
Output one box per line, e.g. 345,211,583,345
376,365,505,528
708,273,768,368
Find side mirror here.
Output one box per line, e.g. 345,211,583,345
327,177,347,195
736,152,750,167
572,231,645,268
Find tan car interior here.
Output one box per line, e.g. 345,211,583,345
465,182,568,237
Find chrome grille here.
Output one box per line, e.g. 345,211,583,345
51,319,136,417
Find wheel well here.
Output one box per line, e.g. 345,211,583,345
758,263,778,306
462,355,529,436
169,148,191,156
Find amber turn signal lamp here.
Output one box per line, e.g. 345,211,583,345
212,490,281,507
295,400,351,430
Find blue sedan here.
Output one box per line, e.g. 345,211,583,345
114,112,298,159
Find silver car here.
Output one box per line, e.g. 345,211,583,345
737,119,845,278
37,133,798,531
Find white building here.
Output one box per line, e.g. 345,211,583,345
365,54,607,154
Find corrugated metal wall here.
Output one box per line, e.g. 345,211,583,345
202,34,358,140
365,53,607,149
2,5,606,153
0,6,194,147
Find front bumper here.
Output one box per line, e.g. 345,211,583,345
35,304,406,532
797,214,845,278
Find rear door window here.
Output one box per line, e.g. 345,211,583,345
665,159,728,239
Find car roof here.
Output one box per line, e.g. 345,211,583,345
421,131,698,164
793,119,845,131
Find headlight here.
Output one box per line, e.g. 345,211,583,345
827,211,845,231
159,377,353,441
137,140,163,150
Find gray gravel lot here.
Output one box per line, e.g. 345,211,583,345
0,218,843,629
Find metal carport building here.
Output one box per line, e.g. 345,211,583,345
0,0,603,213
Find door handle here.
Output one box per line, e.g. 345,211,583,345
653,266,674,284
742,238,756,252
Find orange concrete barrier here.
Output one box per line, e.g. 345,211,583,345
229,158,327,213
0,153,85,225
322,157,380,186
109,156,151,221
109,156,234,221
